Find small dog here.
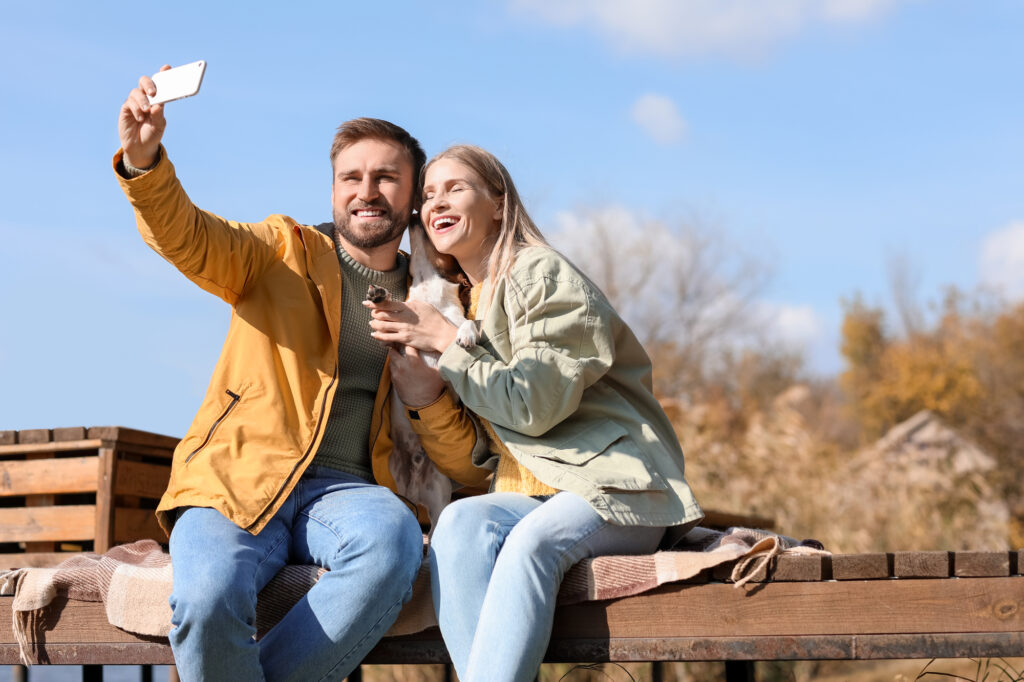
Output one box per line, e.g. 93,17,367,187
366,221,479,530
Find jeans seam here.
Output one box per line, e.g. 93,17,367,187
298,510,346,559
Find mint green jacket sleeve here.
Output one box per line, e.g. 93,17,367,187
437,248,614,437
437,247,703,532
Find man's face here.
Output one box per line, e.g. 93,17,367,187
331,138,415,249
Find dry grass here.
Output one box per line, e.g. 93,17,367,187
678,384,1010,553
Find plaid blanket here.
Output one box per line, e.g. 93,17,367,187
0,527,825,665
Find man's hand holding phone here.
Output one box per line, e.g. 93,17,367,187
118,61,205,170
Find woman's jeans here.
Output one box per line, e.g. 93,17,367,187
168,466,423,682
429,491,664,682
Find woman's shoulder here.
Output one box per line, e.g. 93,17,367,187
509,245,587,285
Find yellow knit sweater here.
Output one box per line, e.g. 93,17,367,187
467,283,559,497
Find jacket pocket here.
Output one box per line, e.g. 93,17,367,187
522,421,666,492
185,388,242,463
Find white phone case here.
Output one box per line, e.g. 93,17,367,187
148,60,206,106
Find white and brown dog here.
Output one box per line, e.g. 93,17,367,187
366,221,479,530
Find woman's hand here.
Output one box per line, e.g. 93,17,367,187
365,299,458,354
388,346,445,407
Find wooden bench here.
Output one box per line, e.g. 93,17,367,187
2,550,1021,680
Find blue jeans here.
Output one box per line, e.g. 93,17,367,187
168,466,423,682
429,492,664,682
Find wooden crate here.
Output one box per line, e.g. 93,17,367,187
0,426,176,568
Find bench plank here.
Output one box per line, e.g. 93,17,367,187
551,579,1024,638
893,551,950,578
955,551,1011,578
4,574,1023,666
770,555,823,582
831,553,889,580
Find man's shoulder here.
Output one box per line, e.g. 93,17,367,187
264,217,334,247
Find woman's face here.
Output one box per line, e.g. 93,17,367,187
421,158,502,272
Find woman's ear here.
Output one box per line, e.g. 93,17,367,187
492,197,504,221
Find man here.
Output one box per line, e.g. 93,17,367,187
115,67,425,681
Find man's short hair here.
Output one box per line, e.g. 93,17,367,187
330,118,426,183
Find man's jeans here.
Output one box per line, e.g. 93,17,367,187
168,466,423,682
428,491,664,682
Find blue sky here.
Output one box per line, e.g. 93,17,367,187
2,0,1023,437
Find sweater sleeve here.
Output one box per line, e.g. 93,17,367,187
113,146,280,305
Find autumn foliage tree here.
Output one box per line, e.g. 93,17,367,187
839,291,1024,543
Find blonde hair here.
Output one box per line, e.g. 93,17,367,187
422,145,548,306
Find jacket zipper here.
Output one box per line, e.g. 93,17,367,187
185,389,241,463
245,223,337,532
246,367,337,533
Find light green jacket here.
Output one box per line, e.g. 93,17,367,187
437,246,703,534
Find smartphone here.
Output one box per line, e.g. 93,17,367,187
147,60,206,106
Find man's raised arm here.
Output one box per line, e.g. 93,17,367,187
113,65,282,304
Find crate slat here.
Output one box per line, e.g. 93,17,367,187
0,439,104,456
0,552,83,568
115,460,174,499
0,505,96,542
113,507,164,543
0,457,100,497
17,429,53,444
53,427,88,441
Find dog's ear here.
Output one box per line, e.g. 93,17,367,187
412,220,466,281
429,250,464,281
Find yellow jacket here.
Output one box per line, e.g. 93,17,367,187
115,148,483,535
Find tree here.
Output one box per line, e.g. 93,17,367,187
551,206,792,405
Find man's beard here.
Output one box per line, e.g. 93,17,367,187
332,201,410,249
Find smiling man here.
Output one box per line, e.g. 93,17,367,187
115,68,425,681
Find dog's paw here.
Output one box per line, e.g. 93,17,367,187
455,320,478,349
365,284,392,304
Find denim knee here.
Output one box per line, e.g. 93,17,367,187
330,506,422,604
431,498,487,557
170,564,256,630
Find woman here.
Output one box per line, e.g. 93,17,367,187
367,145,702,681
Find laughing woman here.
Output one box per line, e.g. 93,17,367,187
367,145,703,682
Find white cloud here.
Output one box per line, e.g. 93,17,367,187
980,221,1024,301
775,304,823,347
510,0,910,59
757,302,823,350
631,94,687,145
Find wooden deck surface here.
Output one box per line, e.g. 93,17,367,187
2,553,1021,665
